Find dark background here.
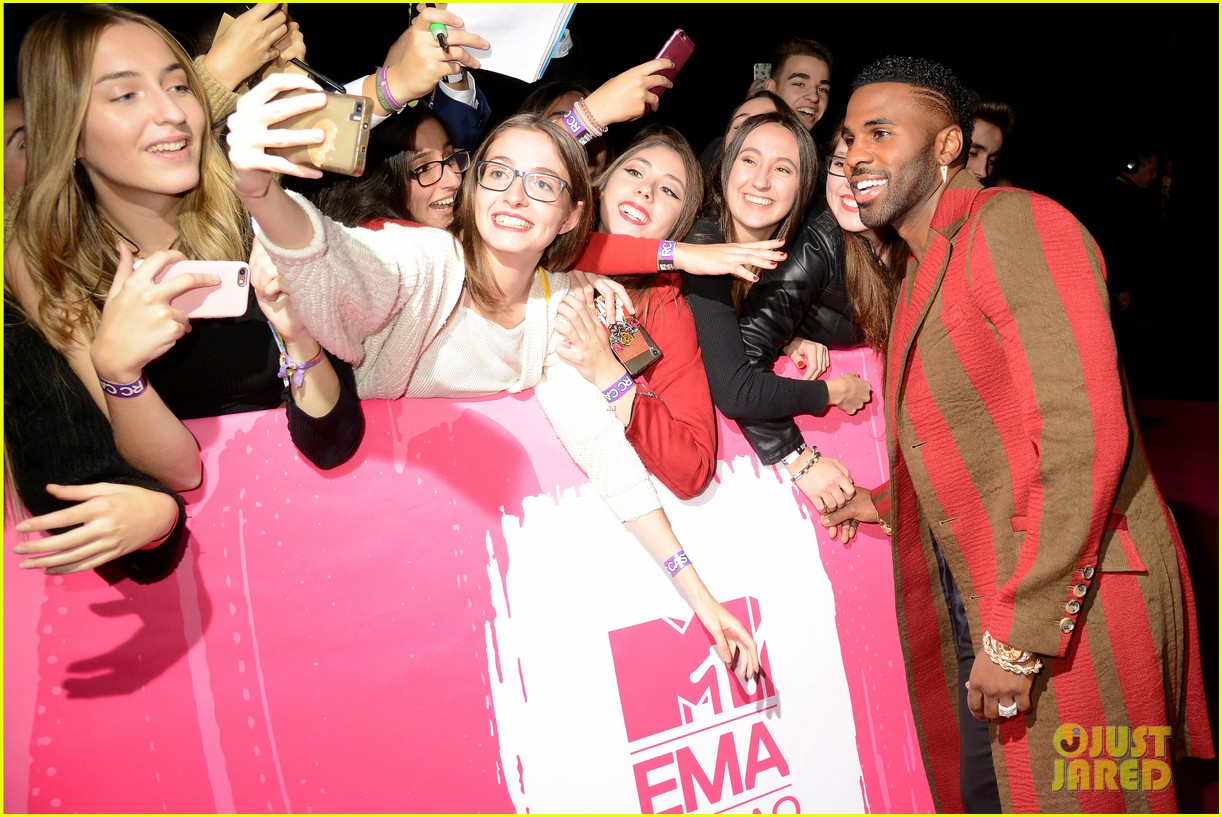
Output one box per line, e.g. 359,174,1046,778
3,1,1218,391
4,3,1218,209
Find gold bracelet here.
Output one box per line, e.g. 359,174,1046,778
982,631,1042,675
879,518,893,537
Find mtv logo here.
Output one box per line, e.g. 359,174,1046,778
609,597,774,743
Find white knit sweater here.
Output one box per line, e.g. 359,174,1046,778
256,195,660,521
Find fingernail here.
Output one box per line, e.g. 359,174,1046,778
752,275,760,282
779,252,788,259
796,361,806,369
15,523,29,532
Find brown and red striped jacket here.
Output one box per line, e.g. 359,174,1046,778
873,171,1213,812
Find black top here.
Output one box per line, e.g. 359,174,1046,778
145,288,365,469
4,294,364,583
681,208,861,465
5,300,186,583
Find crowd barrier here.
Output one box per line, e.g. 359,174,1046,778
4,349,934,813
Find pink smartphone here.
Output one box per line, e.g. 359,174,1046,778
651,29,694,97
153,260,250,319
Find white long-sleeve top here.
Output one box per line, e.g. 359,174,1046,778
256,194,660,521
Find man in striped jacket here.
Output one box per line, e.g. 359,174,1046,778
823,56,1213,812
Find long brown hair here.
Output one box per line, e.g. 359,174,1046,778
593,126,703,324
450,113,594,311
12,4,249,352
843,231,904,353
706,110,817,309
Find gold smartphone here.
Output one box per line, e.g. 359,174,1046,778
268,90,372,176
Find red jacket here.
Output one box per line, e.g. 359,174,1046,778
873,172,1213,812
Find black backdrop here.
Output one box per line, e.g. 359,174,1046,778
4,2,1217,207
4,2,1219,397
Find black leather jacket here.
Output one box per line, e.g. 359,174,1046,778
736,207,862,464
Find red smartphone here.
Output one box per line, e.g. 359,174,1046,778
651,29,694,97
153,260,250,319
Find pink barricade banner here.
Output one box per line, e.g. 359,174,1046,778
4,349,934,814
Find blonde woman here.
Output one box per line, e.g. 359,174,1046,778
5,4,361,578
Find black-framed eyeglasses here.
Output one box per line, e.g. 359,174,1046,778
475,160,570,203
826,155,847,178
409,150,471,186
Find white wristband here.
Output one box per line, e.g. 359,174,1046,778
779,443,807,466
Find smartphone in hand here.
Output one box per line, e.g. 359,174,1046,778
596,296,663,375
154,260,250,319
268,90,372,176
651,29,694,97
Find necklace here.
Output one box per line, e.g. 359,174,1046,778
102,218,180,259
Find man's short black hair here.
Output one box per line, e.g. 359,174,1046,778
851,56,974,148
770,36,835,80
969,90,1016,138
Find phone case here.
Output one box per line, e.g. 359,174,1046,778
607,314,663,375
154,260,250,319
269,90,372,176
753,62,772,81
651,29,695,96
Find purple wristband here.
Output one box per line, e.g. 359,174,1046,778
657,239,676,271
602,373,635,403
561,109,595,146
98,373,148,398
377,66,405,113
664,549,692,577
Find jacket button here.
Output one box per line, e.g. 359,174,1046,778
1060,617,1076,633
1082,565,1095,579
1066,600,1081,615
1073,583,1088,598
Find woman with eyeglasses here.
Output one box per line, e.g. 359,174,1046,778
226,73,764,681
288,106,470,231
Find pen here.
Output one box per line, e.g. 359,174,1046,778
288,58,346,94
424,3,449,51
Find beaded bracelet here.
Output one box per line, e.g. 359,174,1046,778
574,96,605,135
602,372,635,403
790,449,821,484
664,549,692,577
270,323,324,388
98,373,148,398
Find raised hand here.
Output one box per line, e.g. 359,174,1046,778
377,5,489,113
203,3,291,91
226,72,329,195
